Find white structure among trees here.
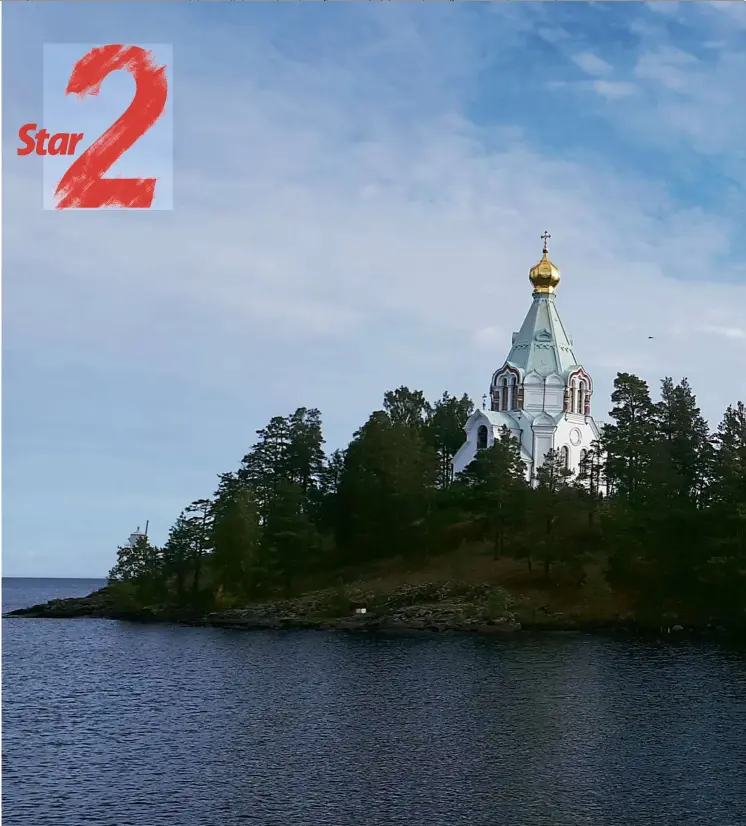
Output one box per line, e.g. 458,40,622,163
452,232,600,484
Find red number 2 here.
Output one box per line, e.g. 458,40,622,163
55,45,168,209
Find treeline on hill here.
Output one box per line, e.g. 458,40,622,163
109,375,746,626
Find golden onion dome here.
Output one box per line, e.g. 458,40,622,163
529,231,560,294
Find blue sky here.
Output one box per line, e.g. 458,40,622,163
3,1,745,577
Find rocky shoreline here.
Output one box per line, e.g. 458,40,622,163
5,588,118,619
4,582,739,639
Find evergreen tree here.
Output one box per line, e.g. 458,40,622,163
240,416,293,517
211,472,262,597
601,373,657,502
383,386,429,430
161,514,196,600
108,535,163,604
336,410,438,563
655,377,712,504
184,499,213,599
709,402,746,524
702,402,746,619
286,407,326,497
323,449,345,495
424,392,474,488
262,480,321,595
240,408,327,523
452,427,527,560
108,535,161,584
530,448,586,577
316,448,345,537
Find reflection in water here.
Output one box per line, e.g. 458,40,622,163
3,580,746,826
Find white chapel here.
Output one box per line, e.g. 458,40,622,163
452,232,600,484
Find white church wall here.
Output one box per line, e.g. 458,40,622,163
520,372,565,416
531,428,555,472
544,374,565,415
451,412,488,475
553,416,597,476
452,410,602,487
516,415,534,458
451,439,475,475
522,374,544,411
452,412,532,477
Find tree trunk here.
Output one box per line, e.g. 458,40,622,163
192,549,203,597
493,505,504,560
176,565,185,598
494,526,504,560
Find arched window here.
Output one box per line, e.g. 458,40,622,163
578,379,587,415
570,379,578,414
579,448,587,466
499,378,508,412
560,445,569,468
506,375,517,410
477,425,489,450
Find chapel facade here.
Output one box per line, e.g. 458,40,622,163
451,233,600,484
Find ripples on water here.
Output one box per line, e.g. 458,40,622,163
3,578,746,826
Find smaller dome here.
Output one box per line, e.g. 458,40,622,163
529,231,560,294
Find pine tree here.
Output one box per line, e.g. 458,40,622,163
211,472,262,597
601,373,658,502
709,402,746,524
161,514,196,600
240,416,293,517
323,449,345,495
655,377,712,504
286,407,326,496
530,448,586,577
240,409,327,523
316,448,345,538
262,480,321,595
336,410,438,563
424,392,474,488
702,402,746,620
184,499,213,599
452,426,527,560
108,535,163,605
383,386,429,430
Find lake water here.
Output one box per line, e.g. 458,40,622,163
3,577,746,826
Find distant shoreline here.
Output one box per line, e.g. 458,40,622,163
5,585,743,642
2,576,107,580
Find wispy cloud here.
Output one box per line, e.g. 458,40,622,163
700,325,746,342
590,80,638,100
573,51,613,77
633,45,699,92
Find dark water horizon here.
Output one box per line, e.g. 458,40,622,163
2,576,107,614
3,578,746,826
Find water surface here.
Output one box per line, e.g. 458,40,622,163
3,578,746,826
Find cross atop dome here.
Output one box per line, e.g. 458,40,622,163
541,230,551,254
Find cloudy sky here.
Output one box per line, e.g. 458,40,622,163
3,1,745,577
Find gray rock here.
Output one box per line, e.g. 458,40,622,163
476,621,520,635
